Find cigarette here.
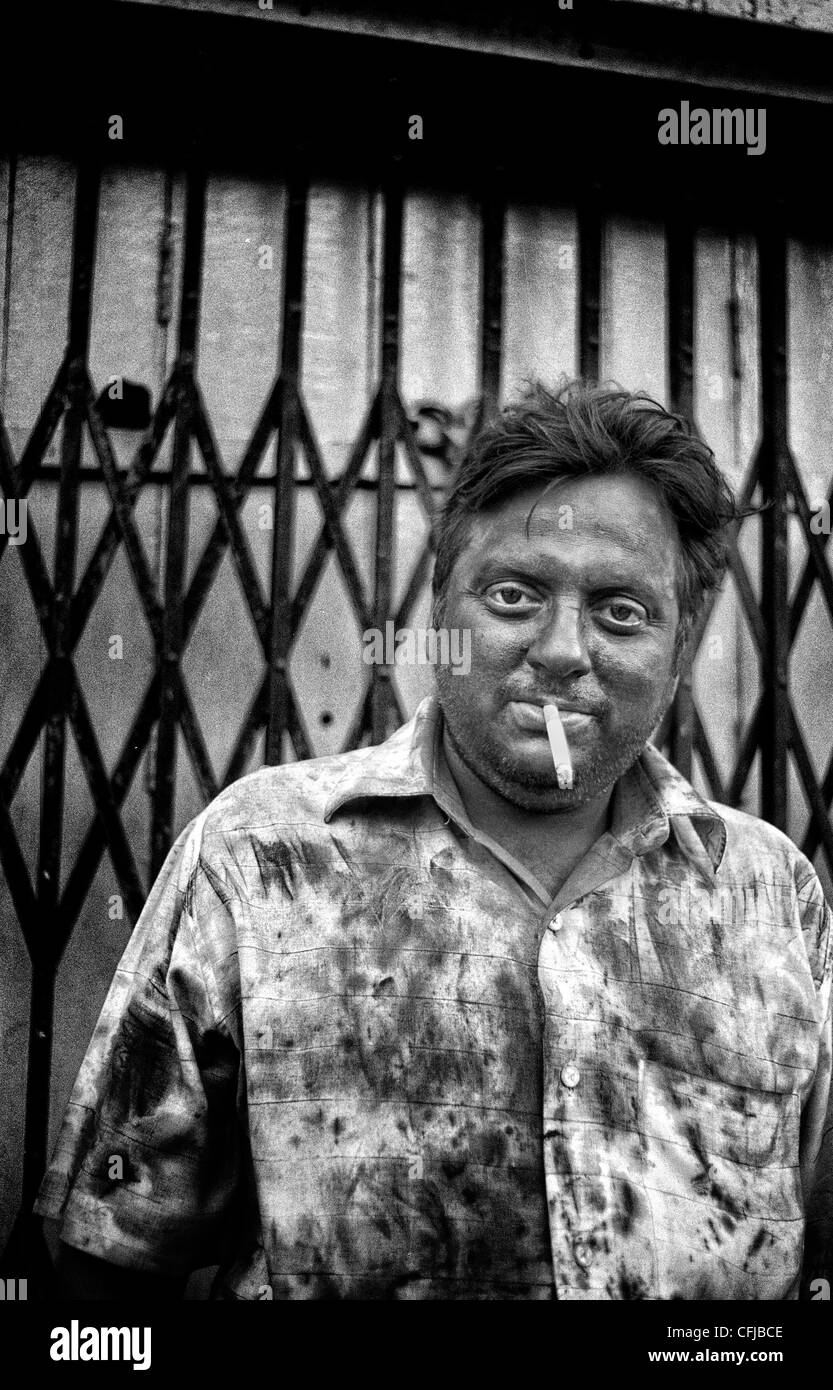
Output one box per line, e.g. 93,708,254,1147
543,703,573,790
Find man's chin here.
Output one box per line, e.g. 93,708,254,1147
473,759,606,813
449,730,607,811
487,780,592,813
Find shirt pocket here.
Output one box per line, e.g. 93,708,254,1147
637,1061,804,1297
639,1061,801,1171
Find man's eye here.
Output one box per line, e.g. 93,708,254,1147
599,600,645,629
486,584,535,608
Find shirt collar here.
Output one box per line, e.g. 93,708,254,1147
323,693,726,880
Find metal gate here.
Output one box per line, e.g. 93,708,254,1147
1,3,832,1280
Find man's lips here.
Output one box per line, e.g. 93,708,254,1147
507,699,600,733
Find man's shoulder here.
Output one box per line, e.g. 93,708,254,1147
706,798,818,887
197,744,378,841
644,743,819,891
702,801,832,987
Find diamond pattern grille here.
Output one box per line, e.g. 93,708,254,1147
1,163,832,1271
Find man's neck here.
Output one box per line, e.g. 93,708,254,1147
440,727,613,898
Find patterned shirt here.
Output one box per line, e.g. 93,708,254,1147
36,694,833,1299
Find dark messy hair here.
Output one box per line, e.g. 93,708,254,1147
430,378,744,660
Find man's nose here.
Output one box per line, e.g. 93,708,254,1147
525,602,592,679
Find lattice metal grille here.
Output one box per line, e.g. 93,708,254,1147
1,154,832,1273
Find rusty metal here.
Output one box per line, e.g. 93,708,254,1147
151,170,205,875
578,192,601,383
266,179,308,765
666,215,695,781
371,177,403,745
758,225,790,833
480,192,504,420
26,164,97,1225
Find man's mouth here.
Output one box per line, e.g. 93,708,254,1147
507,700,599,733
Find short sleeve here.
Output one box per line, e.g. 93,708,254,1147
796,869,833,1292
34,814,243,1276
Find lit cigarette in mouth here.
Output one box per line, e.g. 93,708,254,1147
543,704,573,790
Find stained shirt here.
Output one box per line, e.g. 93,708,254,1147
35,694,833,1299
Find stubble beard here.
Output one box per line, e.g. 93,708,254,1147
435,664,678,813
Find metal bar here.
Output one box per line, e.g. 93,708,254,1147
728,699,763,808
224,676,269,786
58,677,161,952
667,218,695,429
71,374,177,633
296,398,371,631
789,709,833,876
285,693,313,762
58,662,220,948
179,381,409,692
0,797,39,955
225,678,267,789
27,377,162,921
28,465,440,496
191,382,271,644
0,381,176,815
371,178,403,745
0,153,16,412
726,535,769,664
65,666,146,923
290,391,380,630
151,170,205,876
85,378,165,641
0,673,52,811
226,671,311,787
24,162,98,1223
666,215,695,779
342,679,375,756
0,411,57,639
757,227,790,832
395,542,434,632
662,685,696,782
787,463,833,641
17,364,71,476
21,972,54,1221
692,708,727,805
578,192,601,382
0,415,64,942
266,179,307,765
391,389,439,529
187,389,376,780
480,192,504,419
178,690,220,804
801,745,833,868
0,360,69,564
84,378,219,827
183,375,282,640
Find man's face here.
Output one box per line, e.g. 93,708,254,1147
433,472,683,812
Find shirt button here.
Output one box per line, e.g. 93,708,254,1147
560,1064,581,1089
573,1239,594,1268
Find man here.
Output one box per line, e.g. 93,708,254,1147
37,381,832,1299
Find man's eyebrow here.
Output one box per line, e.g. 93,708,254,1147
468,552,674,603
